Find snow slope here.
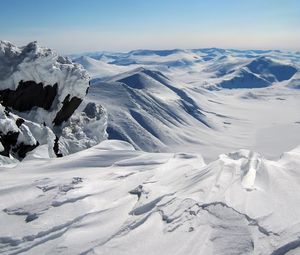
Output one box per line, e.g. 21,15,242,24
74,56,129,79
1,140,300,255
85,69,300,161
86,67,219,155
72,48,300,162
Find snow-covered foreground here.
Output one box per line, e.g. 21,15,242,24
1,140,300,255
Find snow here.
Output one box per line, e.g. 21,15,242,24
0,41,89,127
0,104,56,160
86,69,300,162
1,46,300,254
74,55,129,79
1,140,300,254
58,102,108,155
0,41,108,159
69,48,300,161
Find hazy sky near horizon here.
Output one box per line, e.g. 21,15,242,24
1,0,300,54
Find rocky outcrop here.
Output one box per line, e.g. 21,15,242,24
57,102,107,156
0,40,89,127
0,81,58,112
0,41,107,161
0,104,56,162
53,95,83,126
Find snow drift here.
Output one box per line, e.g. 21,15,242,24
1,140,300,254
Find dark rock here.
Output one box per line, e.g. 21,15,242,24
84,102,102,119
0,129,40,159
15,118,25,127
53,136,63,157
12,141,39,159
4,107,10,117
53,94,82,125
25,213,38,223
0,80,57,111
0,131,19,157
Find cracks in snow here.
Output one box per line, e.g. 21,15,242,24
0,209,109,255
156,199,280,255
3,177,85,223
194,201,279,237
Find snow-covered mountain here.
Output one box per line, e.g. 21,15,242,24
88,67,215,154
73,48,299,88
75,48,300,161
1,43,300,255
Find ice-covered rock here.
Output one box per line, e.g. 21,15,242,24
0,41,108,160
0,104,56,160
57,102,107,156
0,40,89,127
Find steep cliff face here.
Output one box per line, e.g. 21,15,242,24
0,41,107,160
0,40,89,127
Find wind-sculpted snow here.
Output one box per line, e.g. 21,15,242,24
1,140,300,254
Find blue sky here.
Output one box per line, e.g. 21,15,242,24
1,0,299,53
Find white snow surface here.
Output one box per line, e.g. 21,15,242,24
1,140,300,254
